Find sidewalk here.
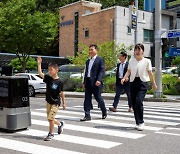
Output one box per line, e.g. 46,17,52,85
54,92,180,102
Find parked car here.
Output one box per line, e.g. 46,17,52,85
70,73,84,79
162,67,178,74
15,73,46,97
59,64,85,80
105,67,117,76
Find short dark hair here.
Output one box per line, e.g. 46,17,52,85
48,63,59,69
89,44,98,50
120,52,127,58
134,43,144,52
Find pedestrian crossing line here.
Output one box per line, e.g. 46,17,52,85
113,105,180,113
59,111,163,131
68,108,180,117
31,119,145,139
137,105,180,111
166,127,180,131
34,110,163,131
17,129,121,149
68,106,180,121
115,108,180,117
48,107,180,126
155,131,180,137
86,120,162,131
106,103,180,108
0,137,85,154
74,104,180,112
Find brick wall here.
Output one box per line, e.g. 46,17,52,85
59,1,115,57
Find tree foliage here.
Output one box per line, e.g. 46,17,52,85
93,0,144,10
0,0,58,72
172,56,180,76
9,57,37,72
71,42,133,71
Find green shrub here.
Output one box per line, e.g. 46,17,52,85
162,74,180,95
9,57,37,72
147,74,180,95
103,76,116,93
68,74,180,95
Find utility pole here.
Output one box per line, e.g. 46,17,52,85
134,0,138,45
154,0,163,98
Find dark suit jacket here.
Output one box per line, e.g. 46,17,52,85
116,62,129,86
83,56,105,87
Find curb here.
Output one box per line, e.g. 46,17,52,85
36,93,180,102
65,94,180,102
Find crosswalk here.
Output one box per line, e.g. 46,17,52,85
0,103,180,154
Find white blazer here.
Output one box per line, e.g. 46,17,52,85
128,57,152,82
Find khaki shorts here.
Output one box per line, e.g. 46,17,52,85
46,102,59,121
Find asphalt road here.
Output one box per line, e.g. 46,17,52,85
0,97,180,154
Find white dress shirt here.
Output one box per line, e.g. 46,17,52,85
128,57,152,82
87,55,97,77
119,61,126,79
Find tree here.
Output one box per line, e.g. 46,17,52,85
9,57,37,72
172,56,180,76
0,0,58,72
71,41,133,71
34,0,80,56
36,0,79,13
94,0,144,10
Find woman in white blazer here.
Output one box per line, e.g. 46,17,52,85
121,43,157,131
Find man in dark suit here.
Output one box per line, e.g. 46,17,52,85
80,44,107,121
109,52,133,112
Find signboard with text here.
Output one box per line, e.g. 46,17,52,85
129,5,137,29
167,31,180,38
169,48,180,57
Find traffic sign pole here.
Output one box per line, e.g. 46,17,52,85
154,0,163,98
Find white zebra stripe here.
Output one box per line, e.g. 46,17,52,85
155,131,180,136
0,137,85,154
31,118,145,139
33,110,164,130
17,129,121,149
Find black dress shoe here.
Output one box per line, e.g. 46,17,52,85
80,117,91,121
102,113,107,119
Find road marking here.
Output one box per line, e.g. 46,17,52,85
66,106,180,121
115,106,180,114
32,110,162,131
61,107,180,125
155,132,180,136
31,118,145,139
166,127,180,131
86,120,162,131
0,137,85,154
36,108,179,126
18,129,121,149
73,104,180,112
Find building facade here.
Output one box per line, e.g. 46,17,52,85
144,0,166,12
59,0,176,58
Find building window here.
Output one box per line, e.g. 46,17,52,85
84,29,89,38
143,29,154,42
127,26,131,34
124,8,126,16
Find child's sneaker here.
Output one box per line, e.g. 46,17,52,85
58,121,65,134
44,132,54,141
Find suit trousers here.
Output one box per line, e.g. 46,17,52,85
130,77,148,125
113,82,132,108
84,78,106,117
